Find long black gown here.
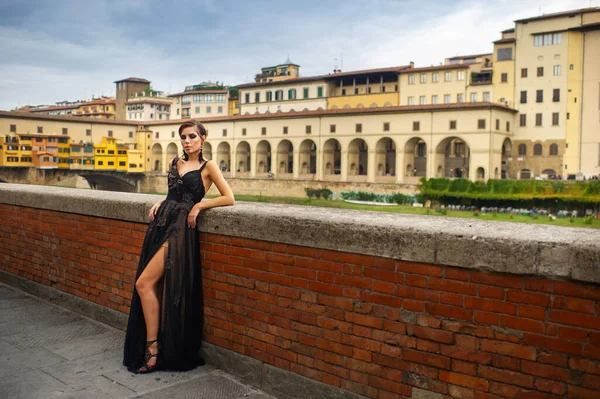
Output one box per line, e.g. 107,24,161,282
123,157,209,372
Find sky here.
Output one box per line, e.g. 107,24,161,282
0,0,596,111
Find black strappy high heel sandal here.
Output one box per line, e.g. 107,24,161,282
136,339,160,374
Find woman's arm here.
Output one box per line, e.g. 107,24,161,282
187,161,235,228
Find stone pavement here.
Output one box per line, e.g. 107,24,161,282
0,283,277,399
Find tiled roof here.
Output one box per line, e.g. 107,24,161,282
514,7,599,23
29,104,80,112
114,77,151,84
568,22,600,32
502,28,515,33
323,65,411,79
143,102,517,126
126,98,173,105
447,53,492,60
82,99,116,106
400,63,474,73
0,111,140,125
167,89,228,97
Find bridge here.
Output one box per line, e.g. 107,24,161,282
0,167,146,192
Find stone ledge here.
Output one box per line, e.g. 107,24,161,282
1,183,599,284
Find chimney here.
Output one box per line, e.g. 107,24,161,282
409,61,415,68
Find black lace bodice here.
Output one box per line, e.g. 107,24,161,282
165,157,208,207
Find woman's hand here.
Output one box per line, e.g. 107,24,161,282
148,201,162,221
187,206,201,229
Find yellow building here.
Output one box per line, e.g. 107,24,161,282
0,134,25,167
69,142,95,170
94,137,120,171
73,98,116,119
254,58,300,83
57,136,70,169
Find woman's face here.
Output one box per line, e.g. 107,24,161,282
180,126,205,155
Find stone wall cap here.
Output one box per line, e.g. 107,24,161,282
1,183,599,284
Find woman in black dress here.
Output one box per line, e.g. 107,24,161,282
123,120,234,374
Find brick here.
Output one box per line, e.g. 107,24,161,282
480,339,536,360
426,303,473,322
491,355,520,371
406,274,428,287
521,360,583,384
449,384,475,399
567,385,600,399
368,376,412,396
417,338,440,353
493,331,520,343
345,358,381,376
535,378,566,395
524,278,553,293
403,299,425,312
518,305,546,320
441,292,464,307
430,278,478,295
342,334,381,352
583,374,600,390
335,275,372,290
442,321,495,338
341,380,378,399
538,351,567,367
440,345,492,364
565,297,597,314
345,313,383,329
569,357,600,375
456,335,479,350
554,281,600,301
446,267,470,281
373,257,395,270
361,292,402,308
397,261,442,276
439,371,489,391
309,281,342,296
500,315,544,334
373,280,395,294
558,326,588,342
364,268,403,283
489,381,520,398
471,272,523,289
453,359,477,376
584,345,600,360
506,290,550,307
403,348,451,369
523,333,583,356
403,373,448,394
474,311,500,326
478,366,533,388
464,297,517,315
479,285,505,300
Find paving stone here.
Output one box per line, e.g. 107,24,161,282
0,347,66,378
0,338,22,355
43,375,136,399
45,330,125,361
41,349,124,385
0,369,66,399
3,319,108,350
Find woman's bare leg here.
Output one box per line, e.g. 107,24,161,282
135,244,167,369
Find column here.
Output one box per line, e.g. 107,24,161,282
316,149,323,180
340,150,348,181
396,149,405,183
292,150,299,179
161,151,168,174
270,148,277,178
250,145,256,178
230,146,237,178
367,149,376,182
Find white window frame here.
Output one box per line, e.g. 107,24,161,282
407,96,414,106
408,75,415,85
420,74,427,84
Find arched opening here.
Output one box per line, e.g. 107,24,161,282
166,143,178,164
256,140,271,176
348,138,368,180
435,137,470,179
549,144,558,156
236,141,251,174
217,142,231,173
542,169,557,179
533,143,543,156
299,139,316,176
501,138,512,179
404,137,427,180
151,143,163,172
277,140,293,176
476,167,485,181
203,141,212,161
323,139,341,179
375,137,396,181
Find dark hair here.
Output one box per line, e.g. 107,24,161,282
178,120,208,161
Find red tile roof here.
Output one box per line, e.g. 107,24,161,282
167,89,228,97
447,53,492,60
126,98,173,105
30,104,80,112
514,7,599,23
400,63,474,73
494,38,516,44
0,111,140,125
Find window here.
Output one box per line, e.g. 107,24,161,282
432,73,439,83
478,119,486,129
496,119,500,130
408,75,415,84
193,94,202,103
534,32,562,46
449,120,457,130
86,129,91,136
37,126,43,133
61,128,67,135
383,122,390,131
520,91,527,104
549,144,558,156
129,131,134,138
553,65,561,76
501,73,508,83
413,121,420,131
182,95,191,104
218,106,223,113
108,130,113,137
205,94,214,102
470,93,477,103
303,88,309,99
274,90,282,101
330,124,336,133
536,90,543,103
354,88,359,95
223,129,227,137
408,96,414,106
245,93,250,103
553,89,560,102
420,74,427,83
444,94,451,104
432,95,438,104
10,124,16,133
506,121,510,132
518,144,527,156
283,126,288,134
341,88,346,95
521,68,528,78
445,72,452,82
534,144,542,156
317,87,323,97
306,125,312,134
419,96,426,105
261,127,267,135
289,89,296,100
206,106,211,113
242,128,247,136
536,113,543,126
537,67,544,77
483,92,490,102
98,161,104,166
155,132,159,139
356,123,362,133
457,71,465,81
195,107,200,113
457,93,464,103
266,91,273,101
255,92,260,103
171,131,175,138
552,112,559,126
497,48,513,61
454,143,465,157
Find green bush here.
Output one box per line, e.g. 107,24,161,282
584,216,593,225
305,188,333,199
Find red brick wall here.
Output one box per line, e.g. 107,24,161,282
1,203,600,399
